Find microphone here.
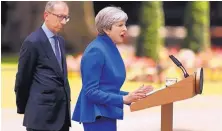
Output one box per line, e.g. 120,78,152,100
169,55,182,67
169,55,189,78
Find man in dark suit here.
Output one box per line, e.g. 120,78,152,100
14,1,71,131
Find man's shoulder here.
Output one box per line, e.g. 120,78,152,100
24,27,43,43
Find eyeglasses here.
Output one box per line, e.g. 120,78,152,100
48,11,70,23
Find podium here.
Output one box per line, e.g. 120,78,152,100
130,68,204,131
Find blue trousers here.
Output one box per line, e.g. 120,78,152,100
83,117,117,131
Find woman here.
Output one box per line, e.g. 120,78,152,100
72,6,153,131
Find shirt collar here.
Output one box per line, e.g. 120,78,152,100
41,22,55,39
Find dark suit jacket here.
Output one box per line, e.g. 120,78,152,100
14,27,71,130
72,34,129,123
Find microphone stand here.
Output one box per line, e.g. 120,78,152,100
169,55,189,78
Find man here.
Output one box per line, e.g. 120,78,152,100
14,1,71,131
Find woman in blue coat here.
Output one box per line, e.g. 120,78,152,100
72,6,153,131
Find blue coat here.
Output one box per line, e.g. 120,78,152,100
72,34,129,123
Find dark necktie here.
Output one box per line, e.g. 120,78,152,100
53,35,62,70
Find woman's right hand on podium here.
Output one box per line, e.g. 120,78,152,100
123,85,154,104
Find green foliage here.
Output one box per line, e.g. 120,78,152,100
183,1,210,52
136,1,164,61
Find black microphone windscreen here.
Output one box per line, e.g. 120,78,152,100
169,55,181,67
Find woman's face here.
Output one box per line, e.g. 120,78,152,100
104,21,127,44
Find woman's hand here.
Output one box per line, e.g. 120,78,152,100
123,85,154,104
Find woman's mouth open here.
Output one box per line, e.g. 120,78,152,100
120,33,126,38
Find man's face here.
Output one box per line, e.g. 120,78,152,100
44,3,69,33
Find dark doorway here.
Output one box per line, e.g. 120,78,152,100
1,1,9,26
93,1,142,25
93,1,188,26
1,1,11,53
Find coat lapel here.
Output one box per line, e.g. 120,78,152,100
58,36,67,79
38,28,64,78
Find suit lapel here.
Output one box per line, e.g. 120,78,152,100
58,37,67,81
38,28,64,78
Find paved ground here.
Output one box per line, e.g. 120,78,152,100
2,95,222,131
